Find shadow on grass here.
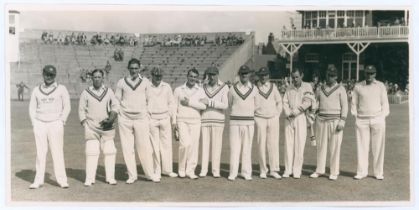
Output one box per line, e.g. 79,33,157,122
16,163,358,185
15,170,59,186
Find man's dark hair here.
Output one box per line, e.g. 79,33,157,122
91,69,104,77
187,68,199,77
127,58,141,68
292,68,304,76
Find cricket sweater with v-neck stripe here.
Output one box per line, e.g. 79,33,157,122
115,75,150,120
201,80,230,126
228,81,257,126
255,81,283,119
29,82,71,124
315,83,348,121
78,85,119,129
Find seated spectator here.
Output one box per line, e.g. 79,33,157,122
97,34,103,45
129,36,135,46
41,32,48,43
82,33,87,45
113,48,124,62
104,35,110,45
118,35,125,45
104,60,111,76
48,33,54,44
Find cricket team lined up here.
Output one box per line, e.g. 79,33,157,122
27,58,389,189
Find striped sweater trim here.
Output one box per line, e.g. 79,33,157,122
318,113,346,120
124,77,143,90
318,113,341,117
321,84,341,97
38,84,58,96
229,115,254,121
204,83,227,99
233,82,254,100
201,119,225,123
86,87,108,102
257,83,273,99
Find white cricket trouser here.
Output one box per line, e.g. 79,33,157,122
200,125,224,176
284,114,307,177
150,117,174,177
32,119,67,184
177,121,201,176
255,116,280,175
229,124,254,178
314,118,343,176
84,123,117,183
355,116,386,178
118,115,155,180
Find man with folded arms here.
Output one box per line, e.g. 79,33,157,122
351,65,389,180
228,65,258,181
173,68,207,179
199,66,229,178
310,66,348,180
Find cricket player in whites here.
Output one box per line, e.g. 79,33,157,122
283,68,315,179
351,65,389,180
199,66,229,178
115,58,159,183
310,66,348,180
254,67,282,179
29,65,70,189
228,65,258,181
79,69,119,186
147,67,178,179
173,68,207,179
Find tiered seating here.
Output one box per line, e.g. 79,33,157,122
12,30,249,98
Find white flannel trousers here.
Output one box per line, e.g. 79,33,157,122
229,124,254,178
177,121,201,176
355,116,386,178
150,117,174,177
118,115,155,180
32,119,67,184
255,116,280,175
200,125,224,176
284,114,307,177
314,118,343,176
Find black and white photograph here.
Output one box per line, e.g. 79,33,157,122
4,2,416,208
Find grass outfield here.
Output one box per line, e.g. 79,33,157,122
9,100,410,203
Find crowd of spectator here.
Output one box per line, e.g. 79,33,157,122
378,17,407,27
214,34,245,46
384,80,408,95
41,31,139,46
143,33,245,47
90,33,138,46
143,34,208,47
40,31,246,48
41,32,88,45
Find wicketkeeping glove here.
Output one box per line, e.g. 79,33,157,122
100,118,114,131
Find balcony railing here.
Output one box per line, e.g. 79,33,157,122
280,26,409,42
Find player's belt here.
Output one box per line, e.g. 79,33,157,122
201,119,225,123
229,116,254,121
151,111,169,115
318,113,341,118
